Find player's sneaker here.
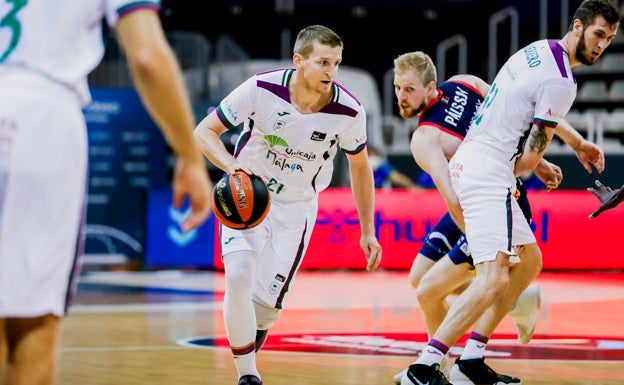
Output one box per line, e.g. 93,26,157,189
450,357,521,385
238,374,262,385
394,355,451,384
508,283,541,344
401,363,451,385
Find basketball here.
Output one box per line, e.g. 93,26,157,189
211,170,271,229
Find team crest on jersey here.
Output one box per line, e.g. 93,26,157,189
441,96,450,104
273,120,286,132
310,131,326,141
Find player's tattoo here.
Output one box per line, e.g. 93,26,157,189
528,126,548,154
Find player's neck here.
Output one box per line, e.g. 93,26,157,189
558,34,579,67
289,77,333,114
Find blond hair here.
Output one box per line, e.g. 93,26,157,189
393,51,437,85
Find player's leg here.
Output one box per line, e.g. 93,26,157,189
416,256,474,340
222,250,262,382
0,318,6,381
4,315,59,385
395,215,467,384
0,83,86,385
450,200,541,385
408,212,464,289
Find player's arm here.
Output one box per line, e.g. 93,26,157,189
115,9,211,232
514,123,557,177
532,158,562,191
555,119,604,174
194,110,242,172
388,168,421,190
410,125,464,231
346,148,382,273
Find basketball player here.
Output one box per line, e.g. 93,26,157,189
401,1,620,384
193,25,382,385
391,50,604,384
0,1,212,384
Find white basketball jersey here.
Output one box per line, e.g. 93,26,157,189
464,39,577,159
0,0,160,106
216,68,368,203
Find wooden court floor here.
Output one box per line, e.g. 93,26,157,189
58,269,624,385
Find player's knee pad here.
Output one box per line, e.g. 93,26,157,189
253,299,281,330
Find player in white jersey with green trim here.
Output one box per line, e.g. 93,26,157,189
401,1,620,385
194,25,382,385
0,1,212,383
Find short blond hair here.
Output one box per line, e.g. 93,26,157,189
393,51,437,85
293,25,343,58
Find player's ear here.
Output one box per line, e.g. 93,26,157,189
293,53,303,68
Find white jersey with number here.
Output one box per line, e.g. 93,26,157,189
0,0,160,106
463,39,577,160
216,68,368,203
449,39,577,264
0,0,159,317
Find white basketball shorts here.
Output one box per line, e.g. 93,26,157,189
0,73,87,317
219,198,317,309
449,140,536,265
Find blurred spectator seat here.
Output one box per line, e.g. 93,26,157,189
599,52,624,73
577,80,609,102
596,108,624,153
382,116,415,155
608,79,624,102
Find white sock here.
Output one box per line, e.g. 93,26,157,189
460,338,487,360
417,345,445,367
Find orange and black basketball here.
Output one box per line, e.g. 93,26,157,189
211,170,270,229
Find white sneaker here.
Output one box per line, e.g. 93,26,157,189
393,368,408,385
508,283,541,344
394,355,451,384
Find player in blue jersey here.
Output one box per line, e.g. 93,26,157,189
400,2,620,385
193,25,382,385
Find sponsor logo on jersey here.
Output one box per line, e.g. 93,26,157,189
311,131,326,141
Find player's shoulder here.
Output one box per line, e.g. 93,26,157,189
445,74,489,97
249,68,293,99
330,81,365,114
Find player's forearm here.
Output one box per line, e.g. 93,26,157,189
350,165,377,236
555,119,583,152
194,119,237,173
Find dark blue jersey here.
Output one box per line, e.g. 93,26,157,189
417,80,484,140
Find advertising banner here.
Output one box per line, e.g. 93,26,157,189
144,189,216,268
84,88,168,264
252,189,622,271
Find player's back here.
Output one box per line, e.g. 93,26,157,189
0,0,159,105
465,39,576,157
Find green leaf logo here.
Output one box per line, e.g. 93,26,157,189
265,135,289,148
